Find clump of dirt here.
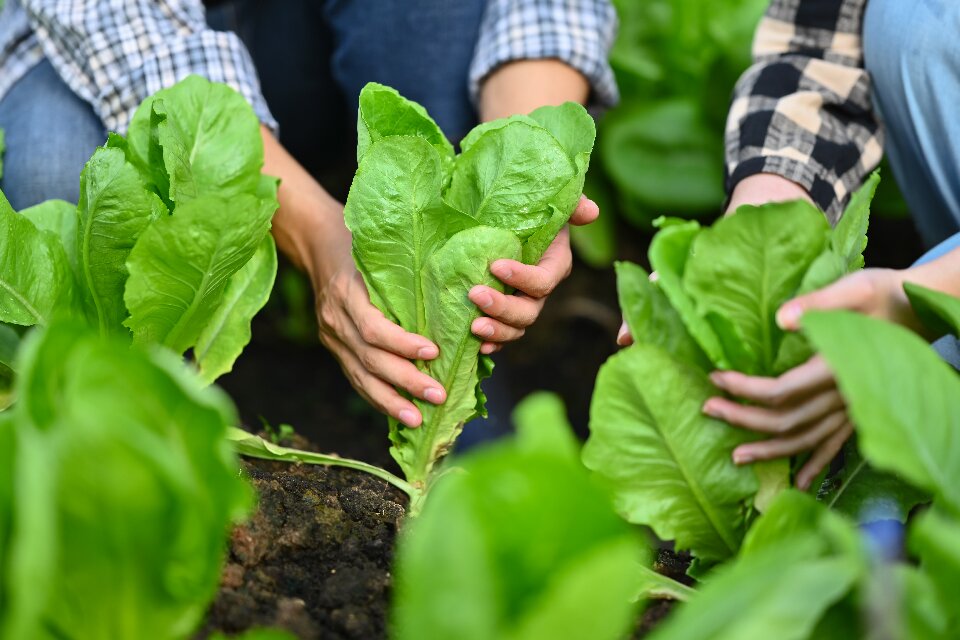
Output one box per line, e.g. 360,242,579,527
198,452,406,640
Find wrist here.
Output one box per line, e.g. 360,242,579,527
726,173,814,215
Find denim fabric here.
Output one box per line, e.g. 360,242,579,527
0,59,106,210
207,0,487,166
864,0,960,248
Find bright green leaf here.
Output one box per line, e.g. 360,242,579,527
584,343,757,561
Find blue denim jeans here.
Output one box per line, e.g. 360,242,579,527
207,0,487,177
0,59,106,210
864,0,960,248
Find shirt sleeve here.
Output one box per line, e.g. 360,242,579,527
724,0,881,223
21,0,277,135
469,0,619,110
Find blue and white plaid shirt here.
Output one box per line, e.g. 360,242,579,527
0,0,618,136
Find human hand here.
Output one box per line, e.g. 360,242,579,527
704,268,918,489
468,195,600,354
315,259,447,429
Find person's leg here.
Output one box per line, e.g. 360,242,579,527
863,0,960,248
322,0,487,143
0,59,106,209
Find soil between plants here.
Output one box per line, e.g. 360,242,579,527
198,452,406,640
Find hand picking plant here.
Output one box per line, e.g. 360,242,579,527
337,83,595,512
0,75,278,384
647,287,960,639
583,174,885,564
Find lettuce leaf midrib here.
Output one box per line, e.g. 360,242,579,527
630,359,742,554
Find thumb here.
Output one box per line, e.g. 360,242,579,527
776,276,864,331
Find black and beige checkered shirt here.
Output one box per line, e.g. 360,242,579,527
725,0,881,224
0,0,618,137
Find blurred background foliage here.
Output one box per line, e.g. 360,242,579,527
574,0,909,268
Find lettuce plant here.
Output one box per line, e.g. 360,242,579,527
391,393,645,640
650,287,960,638
583,175,879,563
0,75,278,384
0,319,252,640
343,83,595,510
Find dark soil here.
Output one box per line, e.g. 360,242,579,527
198,449,405,640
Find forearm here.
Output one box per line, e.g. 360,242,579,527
902,248,960,300
260,126,350,288
478,60,589,122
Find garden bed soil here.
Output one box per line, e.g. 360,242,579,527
198,450,405,640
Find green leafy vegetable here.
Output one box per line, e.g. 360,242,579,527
0,75,279,383
804,310,960,514
817,439,927,523
586,181,879,564
0,190,72,326
391,393,645,640
904,281,960,339
584,342,757,561
0,319,252,640
344,83,595,504
649,492,865,640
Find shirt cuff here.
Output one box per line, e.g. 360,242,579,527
107,29,277,137
468,0,620,111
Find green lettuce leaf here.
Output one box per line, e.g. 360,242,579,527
817,439,928,523
0,319,251,640
647,219,726,367
124,193,275,353
650,491,865,640
909,507,960,633
392,394,644,640
126,75,265,207
194,234,278,383
344,135,451,327
804,310,960,513
683,201,830,375
393,226,521,488
583,343,757,561
0,190,72,326
19,200,80,282
615,260,709,369
445,121,574,239
904,282,960,339
77,147,166,335
356,82,455,172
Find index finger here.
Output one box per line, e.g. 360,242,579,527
346,295,439,361
709,356,835,407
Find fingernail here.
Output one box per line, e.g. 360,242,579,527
492,262,513,279
777,303,802,329
796,475,810,491
708,371,725,387
732,449,753,465
417,346,438,360
702,400,721,418
616,322,628,345
399,409,419,427
477,324,495,338
475,293,493,309
424,388,444,404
